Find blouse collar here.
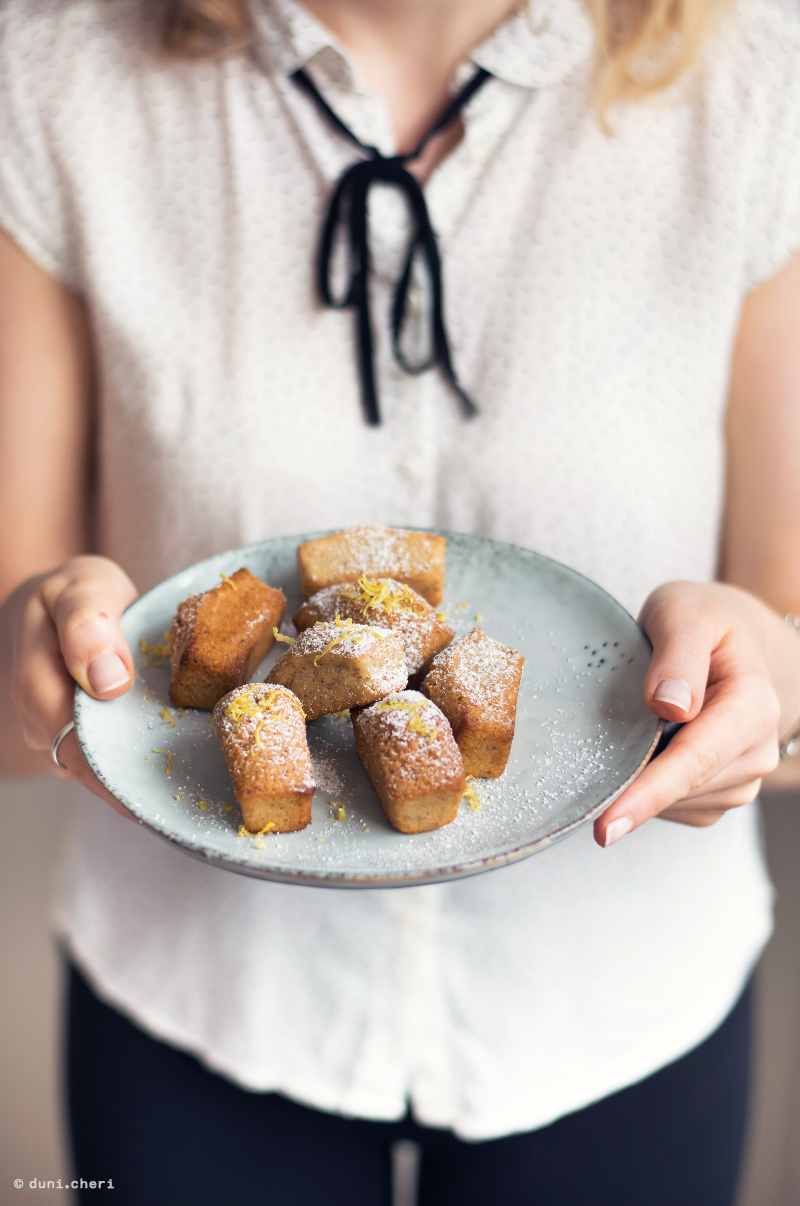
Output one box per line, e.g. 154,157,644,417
250,0,594,91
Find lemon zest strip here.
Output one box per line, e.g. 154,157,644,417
238,821,275,838
373,699,436,740
238,821,275,849
152,748,173,775
312,615,382,665
224,685,306,738
342,575,426,617
463,776,483,810
141,631,173,668
225,689,278,746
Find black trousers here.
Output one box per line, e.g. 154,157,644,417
68,964,751,1206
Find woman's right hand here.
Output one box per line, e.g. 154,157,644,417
11,555,139,816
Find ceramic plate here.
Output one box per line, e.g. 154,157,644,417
74,531,661,888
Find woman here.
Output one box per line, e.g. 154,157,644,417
1,0,800,1201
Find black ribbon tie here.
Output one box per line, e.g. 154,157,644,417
291,65,492,426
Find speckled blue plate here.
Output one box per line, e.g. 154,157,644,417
73,531,661,888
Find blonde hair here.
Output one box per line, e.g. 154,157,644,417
159,0,734,114
585,0,732,115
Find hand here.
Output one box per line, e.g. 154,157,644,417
11,555,139,817
594,580,800,847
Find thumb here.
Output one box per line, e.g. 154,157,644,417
43,556,138,699
639,584,713,724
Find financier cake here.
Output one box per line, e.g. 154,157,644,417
213,683,315,833
296,526,446,605
293,576,454,683
267,618,407,721
169,568,286,711
352,691,466,833
421,627,525,778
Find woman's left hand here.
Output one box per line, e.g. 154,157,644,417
594,580,800,847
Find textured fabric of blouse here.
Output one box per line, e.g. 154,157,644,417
2,0,800,1140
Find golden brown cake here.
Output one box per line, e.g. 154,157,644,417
213,683,315,833
169,567,286,710
296,526,446,605
293,577,454,683
267,618,407,721
352,690,466,833
421,627,525,778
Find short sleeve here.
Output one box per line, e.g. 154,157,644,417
739,0,800,290
0,1,81,286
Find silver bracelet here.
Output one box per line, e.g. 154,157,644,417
51,720,75,770
781,615,800,758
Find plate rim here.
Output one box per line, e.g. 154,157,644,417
73,529,663,889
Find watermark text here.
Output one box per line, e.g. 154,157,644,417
14,1180,115,1190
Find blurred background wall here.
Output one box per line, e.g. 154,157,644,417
1,775,799,1206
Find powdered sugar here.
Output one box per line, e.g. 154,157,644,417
267,618,408,720
424,627,523,712
333,525,434,576
286,618,394,662
296,579,453,676
213,683,314,788
355,690,462,781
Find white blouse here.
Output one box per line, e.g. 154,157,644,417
2,0,800,1140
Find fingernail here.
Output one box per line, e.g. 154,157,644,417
604,816,634,847
88,651,130,695
653,678,692,712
